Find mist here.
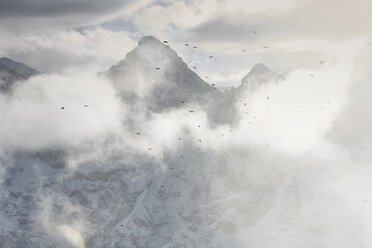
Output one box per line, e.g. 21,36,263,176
0,32,371,248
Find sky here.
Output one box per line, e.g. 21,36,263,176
1,0,372,86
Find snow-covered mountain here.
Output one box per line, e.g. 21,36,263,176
0,38,284,248
0,57,39,92
106,36,236,125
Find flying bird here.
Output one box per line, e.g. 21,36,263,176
193,46,197,48
163,40,168,43
185,44,189,46
156,67,160,70
61,107,64,110
253,30,257,34
189,110,194,113
320,60,324,64
136,132,141,135
193,66,196,69
84,104,88,107
209,56,213,58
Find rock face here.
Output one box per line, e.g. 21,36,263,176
106,36,236,125
0,57,39,92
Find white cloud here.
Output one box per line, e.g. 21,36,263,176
0,72,123,150
0,28,136,72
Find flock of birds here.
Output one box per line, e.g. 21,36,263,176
160,34,325,84
59,36,328,154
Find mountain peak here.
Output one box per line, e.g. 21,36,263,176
248,63,271,75
138,36,163,46
237,63,275,93
106,36,236,124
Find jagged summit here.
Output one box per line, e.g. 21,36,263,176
106,36,236,124
0,57,39,92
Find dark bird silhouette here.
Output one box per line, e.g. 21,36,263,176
267,96,270,100
193,66,196,69
198,139,202,142
209,56,213,58
178,138,182,141
136,132,141,135
205,76,208,79
148,148,152,150
193,46,197,48
163,40,168,43
253,30,257,34
181,101,185,103
243,50,247,52
310,74,314,77
185,44,189,46
263,46,270,49
84,104,88,107
189,110,194,113
211,84,215,86
61,107,64,110
320,60,324,64
156,67,160,70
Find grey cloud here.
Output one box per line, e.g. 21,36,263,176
0,0,136,32
0,0,130,17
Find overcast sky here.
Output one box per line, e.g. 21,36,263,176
0,0,371,86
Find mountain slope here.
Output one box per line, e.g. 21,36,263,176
0,57,39,92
